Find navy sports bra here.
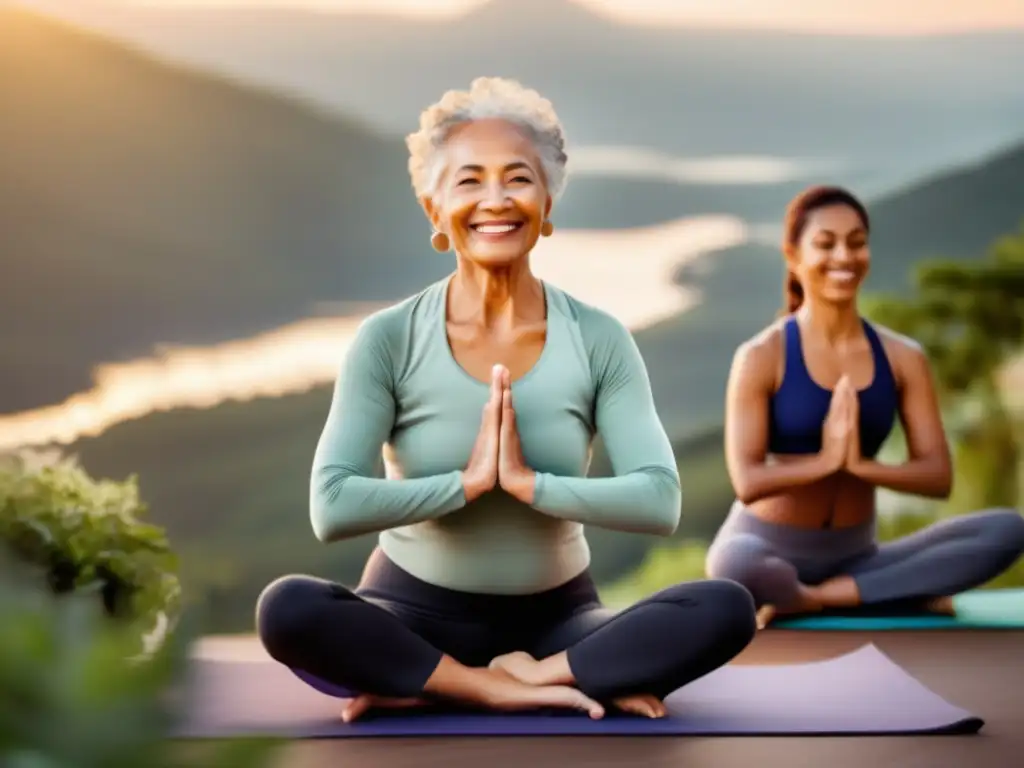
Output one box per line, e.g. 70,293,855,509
767,316,898,458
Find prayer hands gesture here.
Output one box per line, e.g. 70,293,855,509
821,375,861,472
461,364,536,503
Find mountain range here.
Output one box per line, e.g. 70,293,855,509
0,7,818,413
4,6,1024,632
17,0,1024,187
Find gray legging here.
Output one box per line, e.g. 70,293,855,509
706,502,1024,611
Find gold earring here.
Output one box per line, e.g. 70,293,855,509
430,230,450,252
540,220,554,237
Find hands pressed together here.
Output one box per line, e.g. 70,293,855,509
461,364,537,504
821,374,864,475
341,365,666,723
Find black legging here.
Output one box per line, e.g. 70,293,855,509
255,548,756,701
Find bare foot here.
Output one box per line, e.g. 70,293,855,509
490,653,660,719
794,583,825,613
489,651,541,684
341,694,430,723
756,604,777,630
757,584,824,628
612,693,666,718
925,595,956,615
486,675,605,719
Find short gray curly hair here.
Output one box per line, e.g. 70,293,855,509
406,77,569,202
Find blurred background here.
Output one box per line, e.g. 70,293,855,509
2,0,1023,637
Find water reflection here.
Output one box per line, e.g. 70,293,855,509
0,215,746,451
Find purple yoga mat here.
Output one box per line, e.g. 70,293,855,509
173,644,983,738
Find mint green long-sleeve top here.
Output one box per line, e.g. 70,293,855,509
310,277,682,594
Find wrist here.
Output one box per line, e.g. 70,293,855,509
461,472,487,502
846,456,869,477
819,447,843,474
506,470,537,503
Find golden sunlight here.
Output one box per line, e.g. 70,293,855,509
0,216,746,451
116,0,1024,34
124,0,489,16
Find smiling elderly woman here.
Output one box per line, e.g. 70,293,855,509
255,77,756,722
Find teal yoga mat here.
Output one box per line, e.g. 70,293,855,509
774,588,1024,630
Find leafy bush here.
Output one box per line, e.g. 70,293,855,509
0,553,281,768
0,450,181,653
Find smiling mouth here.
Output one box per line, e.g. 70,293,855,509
470,222,524,235
827,268,857,283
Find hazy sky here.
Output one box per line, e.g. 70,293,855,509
119,0,1024,34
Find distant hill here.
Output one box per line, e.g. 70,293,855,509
65,137,1024,633
0,9,818,413
0,9,431,412
21,0,1024,186
7,8,1024,634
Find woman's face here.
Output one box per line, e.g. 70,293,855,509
426,118,551,267
788,204,870,307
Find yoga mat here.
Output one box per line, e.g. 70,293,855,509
173,644,983,738
775,588,1024,631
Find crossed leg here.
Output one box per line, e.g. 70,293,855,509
705,532,826,626
843,507,1024,606
707,507,1024,625
491,579,757,713
255,575,605,720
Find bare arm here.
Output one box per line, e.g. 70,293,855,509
725,338,842,505
847,342,952,498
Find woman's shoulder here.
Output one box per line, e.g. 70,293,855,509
868,320,923,355
352,279,446,357
548,287,646,384
732,317,788,372
866,320,929,379
550,285,631,340
360,279,445,330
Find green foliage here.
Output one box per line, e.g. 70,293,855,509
0,450,182,652
947,410,1021,511
863,222,1024,396
0,554,281,768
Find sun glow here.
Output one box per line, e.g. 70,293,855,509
111,0,1024,34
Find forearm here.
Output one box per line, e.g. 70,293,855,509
531,466,681,536
735,452,838,504
847,456,951,498
310,468,466,542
